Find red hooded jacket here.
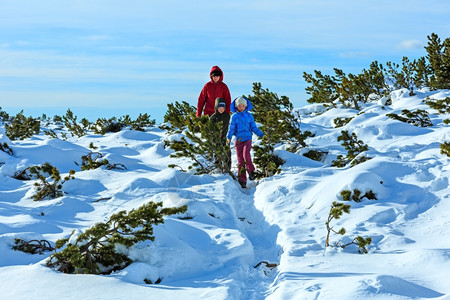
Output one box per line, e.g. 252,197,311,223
197,66,231,116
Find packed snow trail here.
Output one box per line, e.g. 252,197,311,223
222,179,282,299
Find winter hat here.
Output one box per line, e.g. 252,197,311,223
235,96,247,107
216,97,226,108
211,70,222,77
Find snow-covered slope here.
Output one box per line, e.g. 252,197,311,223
0,88,449,299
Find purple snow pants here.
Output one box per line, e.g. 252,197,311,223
235,140,255,183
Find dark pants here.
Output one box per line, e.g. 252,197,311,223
235,140,255,183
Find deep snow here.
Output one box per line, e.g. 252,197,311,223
0,88,449,299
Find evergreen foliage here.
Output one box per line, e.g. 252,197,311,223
80,152,110,170
340,189,377,202
4,111,41,140
303,69,342,105
165,115,234,177
0,107,11,122
386,109,432,127
63,109,89,137
89,113,154,135
325,201,350,247
247,83,312,178
46,201,187,274
79,151,127,171
162,101,197,134
385,57,430,96
333,116,354,128
91,117,124,135
338,70,377,110
325,201,372,254
331,131,370,167
440,142,450,157
120,113,156,131
425,33,450,90
425,97,450,114
303,33,449,108
30,163,76,201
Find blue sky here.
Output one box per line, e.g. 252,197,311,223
1,0,449,123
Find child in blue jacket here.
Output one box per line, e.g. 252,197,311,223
227,96,264,188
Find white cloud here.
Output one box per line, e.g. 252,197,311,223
397,39,424,50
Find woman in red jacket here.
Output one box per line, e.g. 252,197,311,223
196,66,231,117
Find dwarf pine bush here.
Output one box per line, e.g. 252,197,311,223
79,151,127,171
62,109,90,137
46,201,187,274
162,101,197,134
166,115,234,177
249,83,313,152
340,189,377,202
425,33,450,90
331,131,370,167
385,57,429,96
248,83,313,178
386,109,432,127
303,33,449,108
30,163,76,201
0,107,11,122
303,69,342,105
120,113,156,131
91,117,124,135
333,116,354,128
4,111,40,140
325,201,372,254
425,97,450,114
441,142,450,157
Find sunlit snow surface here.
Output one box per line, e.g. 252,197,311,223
1,88,449,299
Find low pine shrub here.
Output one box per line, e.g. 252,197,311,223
386,109,432,127
331,131,370,167
46,201,187,274
30,163,75,201
441,142,450,157
340,189,377,202
325,201,372,254
4,111,40,140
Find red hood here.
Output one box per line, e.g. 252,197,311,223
210,66,224,83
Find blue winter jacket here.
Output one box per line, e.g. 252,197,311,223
227,98,264,142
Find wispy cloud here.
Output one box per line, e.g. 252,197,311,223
396,39,424,50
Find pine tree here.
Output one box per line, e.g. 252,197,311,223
386,109,432,127
30,163,76,201
425,33,450,89
303,69,343,105
325,201,372,253
246,83,312,178
4,111,41,140
331,131,370,167
46,201,187,274
166,115,234,177
162,101,197,134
